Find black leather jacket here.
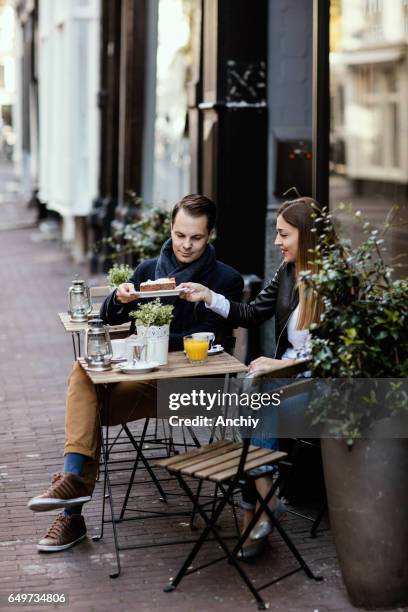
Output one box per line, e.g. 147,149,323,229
227,262,298,358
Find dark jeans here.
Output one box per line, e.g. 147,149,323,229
241,385,310,510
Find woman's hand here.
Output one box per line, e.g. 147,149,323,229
179,282,213,305
115,283,140,304
248,356,293,376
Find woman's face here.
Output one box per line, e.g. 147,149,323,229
275,214,299,263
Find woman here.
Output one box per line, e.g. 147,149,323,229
180,197,327,559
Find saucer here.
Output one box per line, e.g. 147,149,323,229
118,361,159,374
208,345,224,355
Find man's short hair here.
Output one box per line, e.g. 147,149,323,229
172,194,216,233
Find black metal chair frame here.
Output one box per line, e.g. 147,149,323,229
111,374,237,523
116,418,205,520
92,384,243,578
159,364,329,607
161,439,323,610
279,438,327,538
251,364,327,538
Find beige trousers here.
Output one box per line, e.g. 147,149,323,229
64,361,157,491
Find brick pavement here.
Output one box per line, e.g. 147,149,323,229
0,161,402,612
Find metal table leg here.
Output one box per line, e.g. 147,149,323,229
71,331,81,359
91,384,122,578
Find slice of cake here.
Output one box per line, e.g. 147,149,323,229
139,277,177,292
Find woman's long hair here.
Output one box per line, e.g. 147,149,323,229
277,197,327,330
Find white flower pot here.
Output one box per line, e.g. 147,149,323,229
136,324,170,365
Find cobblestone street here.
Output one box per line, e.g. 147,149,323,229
0,162,404,612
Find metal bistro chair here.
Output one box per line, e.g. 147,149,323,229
156,364,323,610
262,361,327,538
248,359,327,538
250,359,327,538
90,284,111,305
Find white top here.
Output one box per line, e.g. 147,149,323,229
280,305,310,359
206,291,311,359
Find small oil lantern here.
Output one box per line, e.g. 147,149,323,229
68,278,92,322
84,319,113,371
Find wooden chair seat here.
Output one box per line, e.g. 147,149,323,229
158,363,323,607
156,441,287,483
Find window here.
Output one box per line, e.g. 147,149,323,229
355,65,400,171
363,0,383,40
152,0,193,207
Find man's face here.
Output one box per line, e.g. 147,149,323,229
171,209,211,265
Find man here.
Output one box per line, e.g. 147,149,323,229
27,194,243,552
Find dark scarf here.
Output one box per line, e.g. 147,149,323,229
155,238,216,285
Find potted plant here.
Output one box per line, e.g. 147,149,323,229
302,206,408,609
94,198,172,268
129,298,174,365
107,263,134,288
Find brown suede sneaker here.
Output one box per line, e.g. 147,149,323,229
27,472,92,512
37,513,87,552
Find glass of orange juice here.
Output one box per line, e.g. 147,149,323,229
183,335,209,364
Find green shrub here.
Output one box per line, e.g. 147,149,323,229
107,264,134,288
130,298,174,327
303,206,408,378
95,199,171,263
302,205,408,442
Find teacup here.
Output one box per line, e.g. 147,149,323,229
191,332,215,349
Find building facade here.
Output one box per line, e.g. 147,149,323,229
13,0,407,291
0,2,16,128
328,0,408,276
330,0,408,186
37,0,100,255
14,0,100,257
13,0,38,201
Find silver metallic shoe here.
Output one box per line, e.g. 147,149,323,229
237,538,267,561
249,498,287,541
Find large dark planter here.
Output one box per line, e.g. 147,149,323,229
321,433,408,609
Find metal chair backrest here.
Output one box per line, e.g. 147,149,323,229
90,285,111,310
90,285,111,299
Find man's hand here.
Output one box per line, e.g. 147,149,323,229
115,283,140,304
248,356,294,376
179,282,213,306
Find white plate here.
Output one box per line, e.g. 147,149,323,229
208,345,224,356
118,361,159,374
138,288,184,298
